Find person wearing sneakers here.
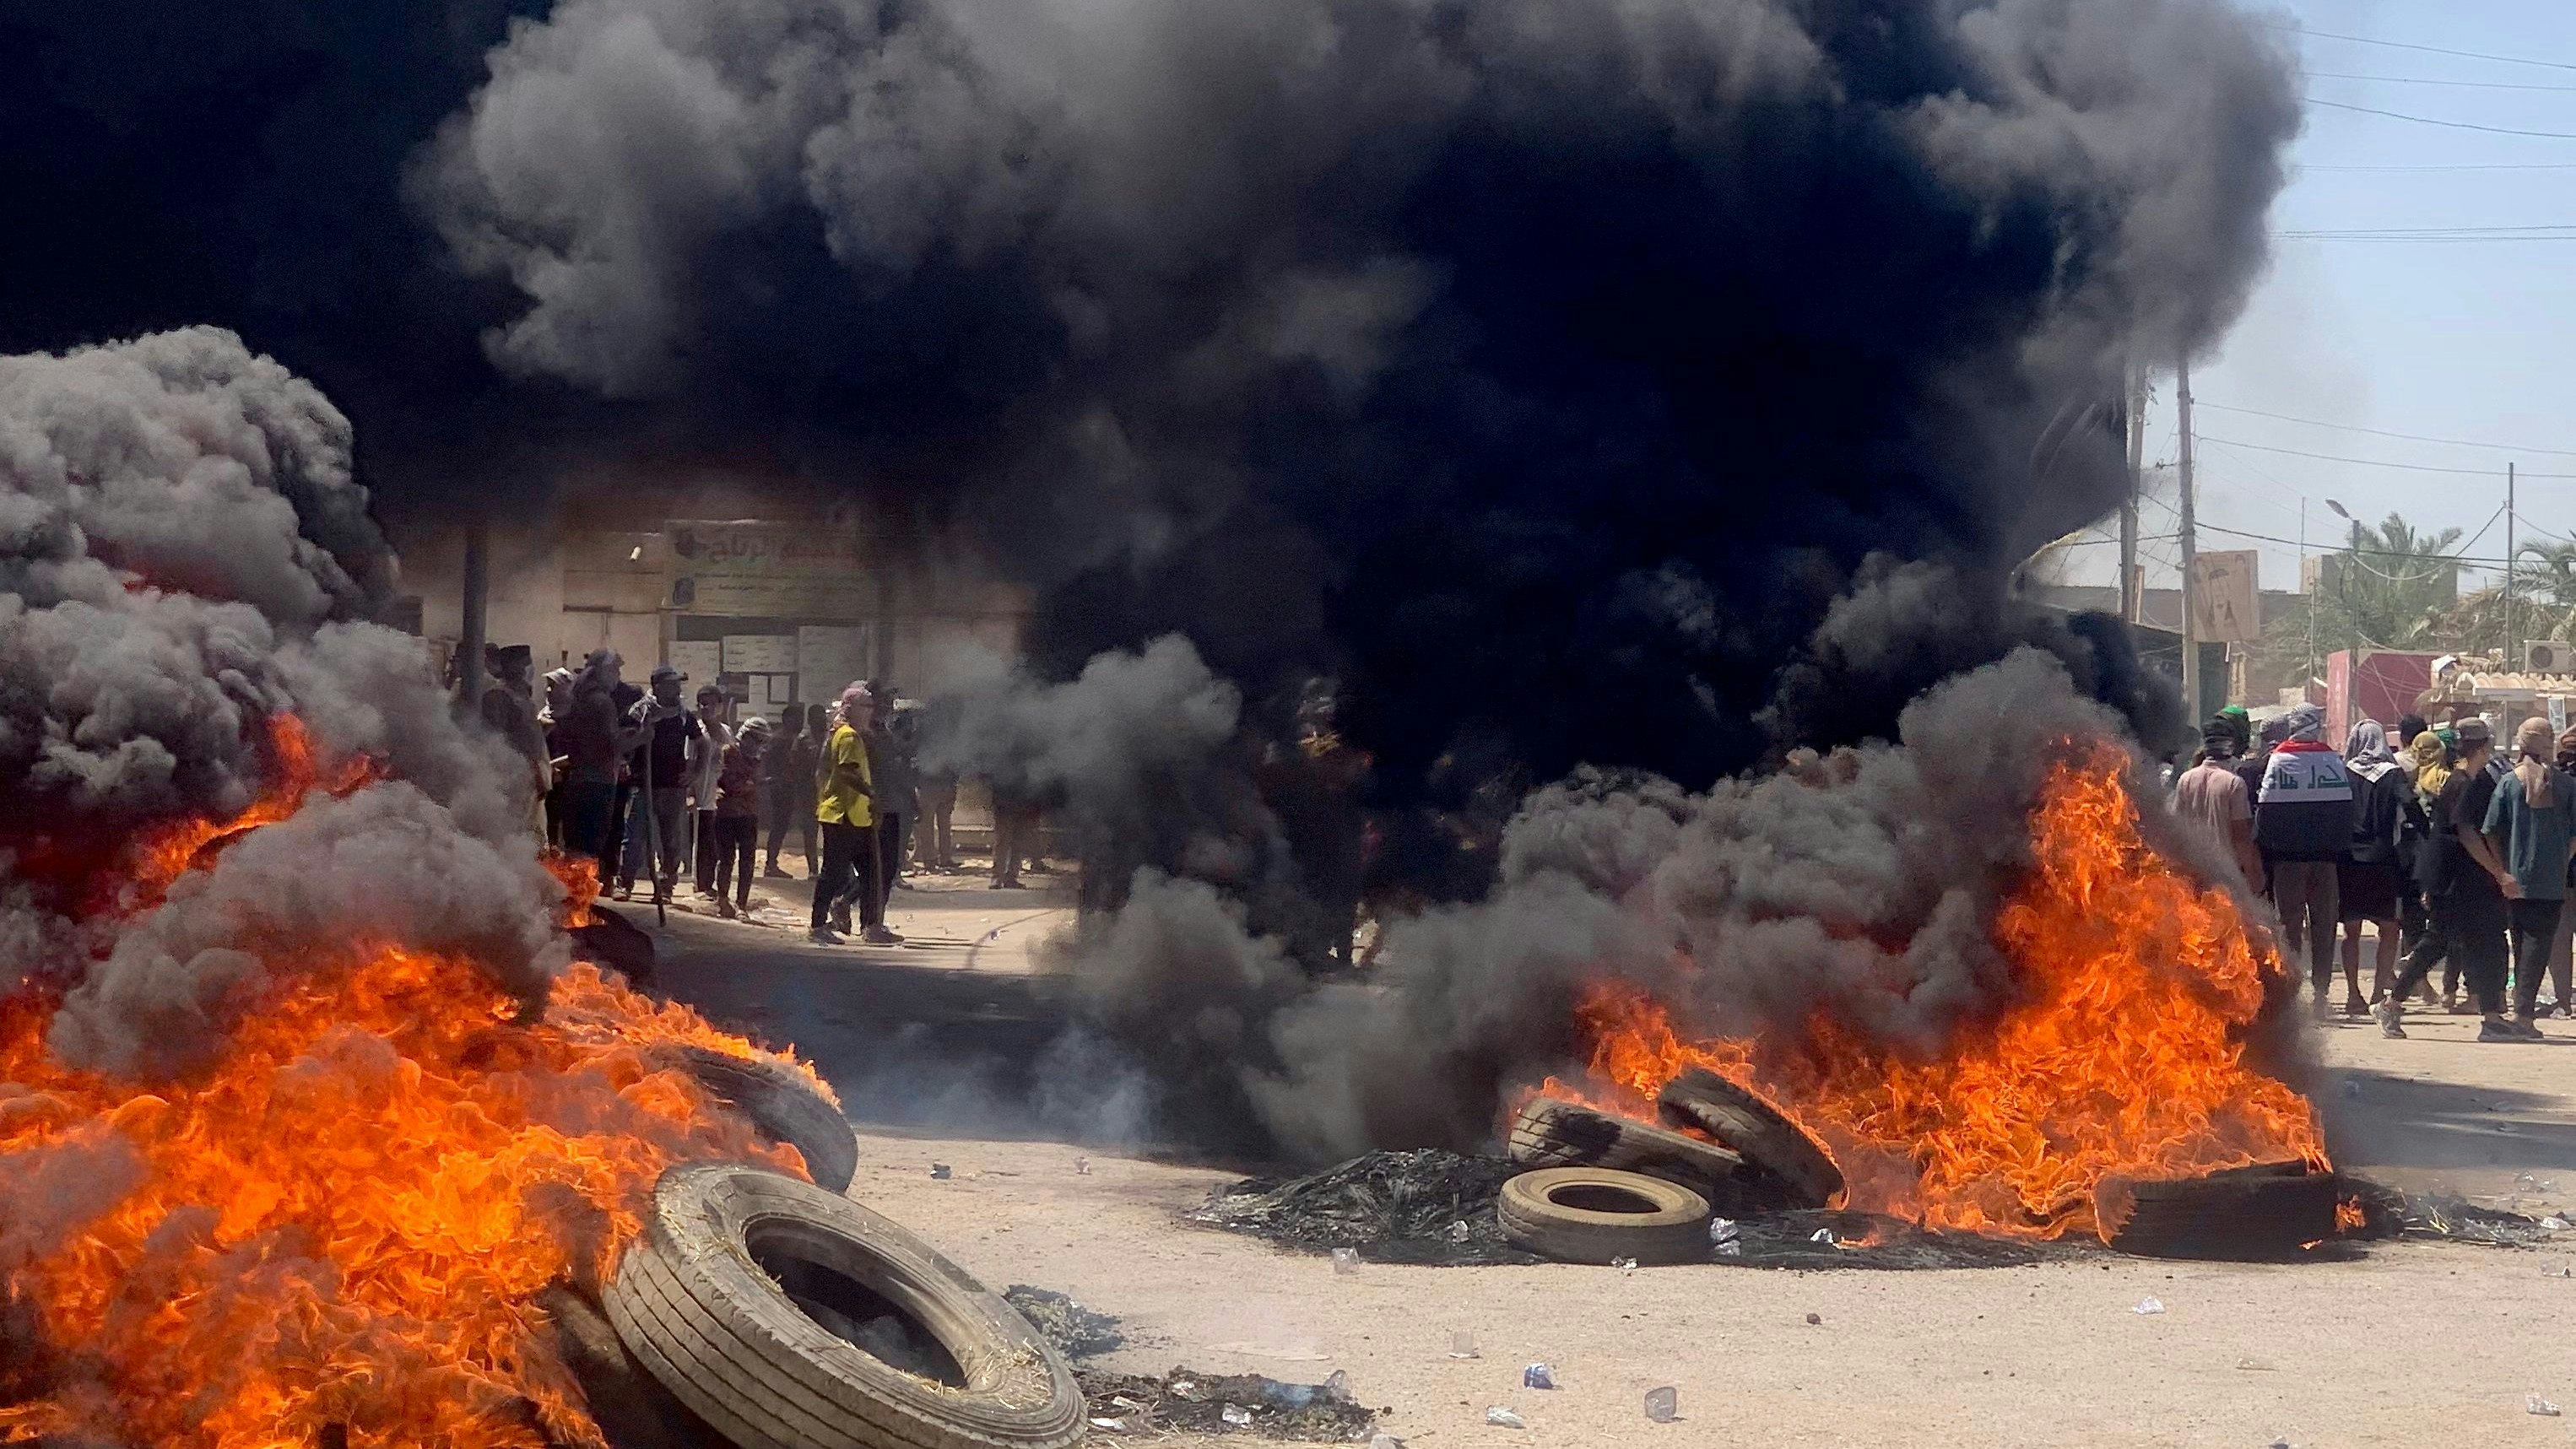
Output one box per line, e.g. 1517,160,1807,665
2254,704,2353,1018
809,683,901,947
2482,717,2576,1039
2336,719,2409,1015
2378,718,2515,1040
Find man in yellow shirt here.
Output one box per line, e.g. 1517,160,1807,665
809,683,898,944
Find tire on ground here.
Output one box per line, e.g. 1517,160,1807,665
1655,1068,1843,1209
605,1163,1085,1449
1496,1167,1713,1265
2096,1160,2337,1259
539,1285,733,1449
1507,1095,1743,1204
675,1045,858,1195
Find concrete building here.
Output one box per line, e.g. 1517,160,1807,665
387,480,1028,722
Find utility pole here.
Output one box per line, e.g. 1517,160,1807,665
2178,358,2200,725
2301,498,2312,697
458,516,490,714
2121,364,2145,623
2507,461,2519,669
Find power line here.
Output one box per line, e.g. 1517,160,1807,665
2275,25,2576,74
2195,434,2576,478
2307,70,2576,92
2194,401,2576,458
2197,519,2516,567
2307,97,2576,139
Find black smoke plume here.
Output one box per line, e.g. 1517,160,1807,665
5,1,2302,1152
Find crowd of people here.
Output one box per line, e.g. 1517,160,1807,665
2173,701,2576,1042
469,646,1051,946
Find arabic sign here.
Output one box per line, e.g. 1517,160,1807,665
666,521,869,619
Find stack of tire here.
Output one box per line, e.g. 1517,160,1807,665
1496,1069,1843,1267
544,1050,1087,1449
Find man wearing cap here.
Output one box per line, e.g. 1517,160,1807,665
2379,716,2518,1039
620,663,703,905
2173,721,2261,891
2255,703,2354,1017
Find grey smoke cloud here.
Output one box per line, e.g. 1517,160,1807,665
47,782,567,1077
0,328,563,1054
1253,647,2172,1159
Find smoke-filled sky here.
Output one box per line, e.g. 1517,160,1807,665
6,0,2298,803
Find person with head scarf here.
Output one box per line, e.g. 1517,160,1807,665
2334,719,2410,1014
2384,718,2519,1035
2173,720,2262,893
2476,716,2576,1036
2386,724,2459,1013
2255,703,2356,1017
2551,723,2576,1017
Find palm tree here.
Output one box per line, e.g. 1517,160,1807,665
2254,512,2465,693
2514,538,2576,646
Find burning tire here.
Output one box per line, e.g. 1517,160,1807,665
605,1163,1085,1449
1506,1095,1743,1202
1496,1167,1713,1265
2095,1161,2338,1260
674,1046,858,1195
1655,1068,1843,1209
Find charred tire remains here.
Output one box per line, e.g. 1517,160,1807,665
2095,1161,2337,1260
1507,1096,1742,1203
1656,1068,1844,1209
606,1164,1085,1449
676,1046,859,1195
1497,1168,1713,1265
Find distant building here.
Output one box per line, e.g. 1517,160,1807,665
386,475,1027,722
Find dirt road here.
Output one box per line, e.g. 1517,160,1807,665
652,902,2576,1448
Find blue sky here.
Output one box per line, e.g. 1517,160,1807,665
2066,2,2576,602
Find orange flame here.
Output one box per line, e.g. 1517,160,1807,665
1538,745,2325,1240
114,716,378,912
0,723,832,1447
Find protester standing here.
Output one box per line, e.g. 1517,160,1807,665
2255,704,2355,1017
764,705,821,878
710,716,769,918
2389,725,2450,1008
915,766,958,871
2379,719,2514,1039
2483,717,2574,1038
2335,719,2409,1014
689,683,733,898
810,684,899,945
871,689,918,900
2173,720,2262,890
540,666,576,850
557,651,652,868
990,776,1036,889
2550,724,2576,1016
619,664,701,905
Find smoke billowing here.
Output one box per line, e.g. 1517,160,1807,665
422,0,2295,796
3,1,2305,1155
0,329,565,1069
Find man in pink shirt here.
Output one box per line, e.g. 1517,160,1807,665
2175,721,2262,891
